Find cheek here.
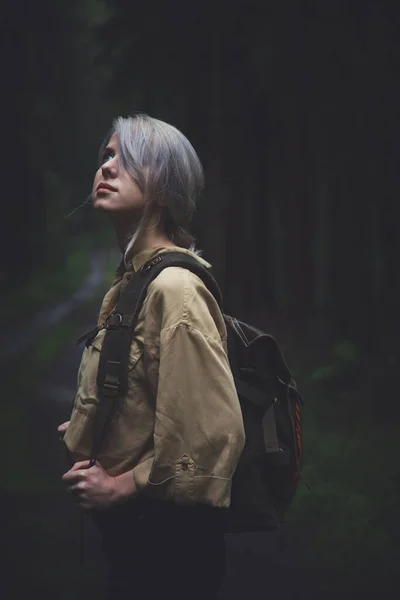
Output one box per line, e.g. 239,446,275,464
93,169,102,191
122,178,144,205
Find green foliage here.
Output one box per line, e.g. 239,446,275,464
310,364,336,382
289,340,399,591
0,245,117,597
2,0,112,290
0,286,114,495
332,340,358,364
0,236,93,329
310,340,358,383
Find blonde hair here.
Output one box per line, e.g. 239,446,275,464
99,113,204,263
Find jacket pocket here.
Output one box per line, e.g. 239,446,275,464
128,336,144,373
92,329,144,375
78,329,144,410
76,329,105,412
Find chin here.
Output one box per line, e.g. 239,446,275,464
93,198,116,211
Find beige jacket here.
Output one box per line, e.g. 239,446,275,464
64,245,245,508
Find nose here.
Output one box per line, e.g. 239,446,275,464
101,156,118,179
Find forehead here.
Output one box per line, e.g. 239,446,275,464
107,132,119,148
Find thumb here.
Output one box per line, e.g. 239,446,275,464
57,421,70,433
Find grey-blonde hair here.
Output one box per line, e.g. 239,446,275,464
99,113,204,263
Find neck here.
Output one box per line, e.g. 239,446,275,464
112,211,174,257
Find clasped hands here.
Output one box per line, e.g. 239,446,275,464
58,421,137,511
62,459,118,511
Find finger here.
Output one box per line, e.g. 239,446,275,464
68,478,88,493
66,483,81,495
70,460,92,472
62,469,87,483
62,471,79,483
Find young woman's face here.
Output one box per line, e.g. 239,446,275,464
92,132,145,214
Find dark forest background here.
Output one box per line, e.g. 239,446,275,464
2,1,400,598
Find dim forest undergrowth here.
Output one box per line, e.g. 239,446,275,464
1,238,92,330
1,245,117,495
1,245,116,599
286,331,398,594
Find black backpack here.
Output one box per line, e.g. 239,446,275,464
82,251,303,531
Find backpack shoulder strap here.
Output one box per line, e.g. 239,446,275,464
91,251,221,462
120,251,222,315
98,251,222,396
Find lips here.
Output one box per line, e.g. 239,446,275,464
96,182,117,192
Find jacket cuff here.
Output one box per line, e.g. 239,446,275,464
132,455,232,508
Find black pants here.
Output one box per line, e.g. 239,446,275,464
91,499,226,600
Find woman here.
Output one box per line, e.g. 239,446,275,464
58,114,246,599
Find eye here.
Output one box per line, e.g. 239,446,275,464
101,148,115,164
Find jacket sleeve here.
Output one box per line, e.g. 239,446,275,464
131,271,246,508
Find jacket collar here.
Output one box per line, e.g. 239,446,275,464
113,245,210,274
131,245,211,273
100,246,211,327
112,245,211,287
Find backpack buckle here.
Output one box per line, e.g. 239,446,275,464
102,382,120,397
140,255,163,274
105,312,123,329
